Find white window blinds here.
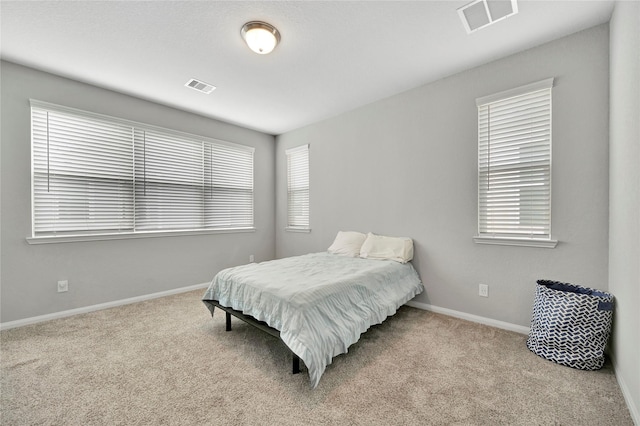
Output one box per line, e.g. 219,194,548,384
286,144,310,231
32,107,135,235
31,101,254,238
134,130,205,231
476,78,554,243
205,143,254,229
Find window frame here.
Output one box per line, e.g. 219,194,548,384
28,100,255,244
285,144,310,232
473,79,558,248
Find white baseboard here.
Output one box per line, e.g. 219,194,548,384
0,282,211,331
3,288,529,334
611,357,640,425
406,300,531,335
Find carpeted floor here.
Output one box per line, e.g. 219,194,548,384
0,289,633,425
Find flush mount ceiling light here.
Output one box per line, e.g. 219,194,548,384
241,21,281,54
458,0,518,34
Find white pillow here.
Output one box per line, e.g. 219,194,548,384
359,233,414,263
327,231,367,257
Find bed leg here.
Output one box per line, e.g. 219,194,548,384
225,312,232,331
292,354,300,374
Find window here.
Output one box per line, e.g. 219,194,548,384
474,78,557,248
285,144,310,231
30,100,254,242
31,106,135,235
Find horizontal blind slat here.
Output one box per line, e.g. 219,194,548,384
477,85,552,239
32,103,254,236
286,145,310,228
32,107,135,234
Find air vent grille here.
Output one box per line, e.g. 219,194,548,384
185,78,216,94
458,0,518,34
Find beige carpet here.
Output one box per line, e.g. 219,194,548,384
0,290,632,425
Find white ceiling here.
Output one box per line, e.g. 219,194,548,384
0,1,615,135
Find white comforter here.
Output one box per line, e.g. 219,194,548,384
202,252,424,388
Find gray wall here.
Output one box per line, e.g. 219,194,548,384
609,1,640,421
0,61,276,323
275,24,610,328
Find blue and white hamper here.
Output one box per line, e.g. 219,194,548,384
527,279,614,370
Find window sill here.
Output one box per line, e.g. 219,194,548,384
26,227,255,245
285,227,311,233
473,236,558,248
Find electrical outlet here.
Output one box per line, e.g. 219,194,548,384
249,255,255,263
57,280,68,293
479,283,489,297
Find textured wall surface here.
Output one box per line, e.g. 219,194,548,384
609,1,640,422
0,61,276,323
276,25,610,328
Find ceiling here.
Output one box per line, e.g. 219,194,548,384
0,1,615,135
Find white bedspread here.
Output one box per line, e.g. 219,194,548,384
202,252,424,388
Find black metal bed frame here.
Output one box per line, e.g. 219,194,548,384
209,300,300,374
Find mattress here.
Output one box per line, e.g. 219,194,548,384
202,252,424,387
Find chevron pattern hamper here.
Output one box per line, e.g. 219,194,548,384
526,280,614,370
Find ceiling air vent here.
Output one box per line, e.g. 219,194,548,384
185,78,216,94
458,0,518,34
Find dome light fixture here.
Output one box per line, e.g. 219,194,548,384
241,21,281,55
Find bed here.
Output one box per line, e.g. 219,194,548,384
202,232,424,388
